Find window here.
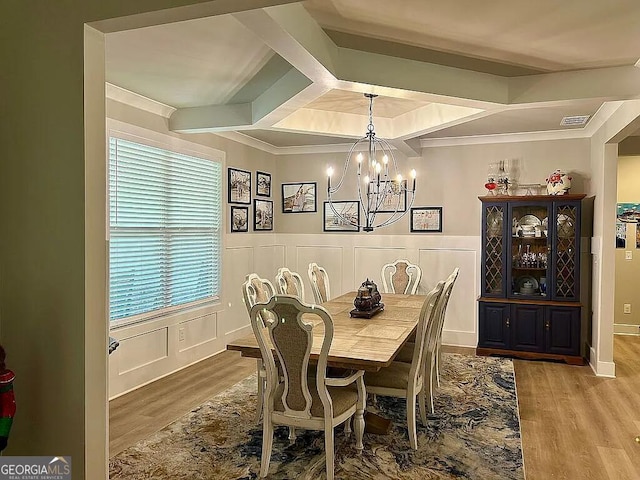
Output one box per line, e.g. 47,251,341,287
108,136,222,322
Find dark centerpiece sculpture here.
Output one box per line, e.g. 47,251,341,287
350,279,384,318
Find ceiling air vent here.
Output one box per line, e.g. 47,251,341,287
560,115,590,126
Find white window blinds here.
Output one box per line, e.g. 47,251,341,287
109,137,222,322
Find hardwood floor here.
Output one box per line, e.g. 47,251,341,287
109,337,640,480
515,335,640,480
109,350,255,457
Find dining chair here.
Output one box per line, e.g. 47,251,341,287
275,267,305,301
250,295,366,480
307,262,331,304
380,259,422,294
433,268,460,389
242,273,276,423
395,267,460,412
363,281,444,449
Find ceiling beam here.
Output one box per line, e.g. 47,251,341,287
508,66,640,104
389,138,422,158
170,66,319,133
233,4,339,84
170,103,253,133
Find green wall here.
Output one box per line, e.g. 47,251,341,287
0,1,294,477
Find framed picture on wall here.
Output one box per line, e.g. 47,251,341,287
282,182,317,213
323,201,360,232
228,167,251,204
230,206,249,232
256,171,271,197
374,180,407,213
616,221,626,248
254,199,273,231
410,207,443,232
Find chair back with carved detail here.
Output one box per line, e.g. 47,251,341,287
381,259,422,294
242,273,276,326
275,267,305,301
307,263,331,304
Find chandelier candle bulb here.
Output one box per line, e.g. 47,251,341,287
326,166,333,190
410,169,416,190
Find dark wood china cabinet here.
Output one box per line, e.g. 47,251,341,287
477,194,593,365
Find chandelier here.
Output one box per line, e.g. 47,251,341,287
326,94,416,232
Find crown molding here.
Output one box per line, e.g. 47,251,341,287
214,131,279,155
419,128,589,147
106,83,176,118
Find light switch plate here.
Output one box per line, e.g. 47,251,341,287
624,304,632,314
625,250,633,260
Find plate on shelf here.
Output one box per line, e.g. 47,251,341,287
557,214,575,238
541,217,548,229
519,214,541,226
515,275,539,292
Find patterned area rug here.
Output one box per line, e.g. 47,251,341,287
109,354,524,479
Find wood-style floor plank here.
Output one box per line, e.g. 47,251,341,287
110,337,640,480
515,335,640,480
109,350,255,457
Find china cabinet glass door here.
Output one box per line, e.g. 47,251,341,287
509,202,551,299
551,201,581,301
482,203,506,297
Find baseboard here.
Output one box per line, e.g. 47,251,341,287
588,346,616,378
224,324,252,340
614,323,640,335
442,330,477,349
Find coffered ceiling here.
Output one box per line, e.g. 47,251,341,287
105,0,640,154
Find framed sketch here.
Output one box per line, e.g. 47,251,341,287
254,199,273,231
282,182,317,213
374,180,407,213
323,201,360,232
616,221,626,248
228,167,251,204
411,207,443,232
256,171,271,197
230,206,249,232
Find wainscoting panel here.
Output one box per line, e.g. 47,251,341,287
294,245,344,302
117,327,169,375
178,312,217,352
419,248,478,346
255,244,285,282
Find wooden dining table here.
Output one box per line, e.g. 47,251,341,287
227,291,427,372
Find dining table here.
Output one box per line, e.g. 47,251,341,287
227,291,427,433
227,291,427,372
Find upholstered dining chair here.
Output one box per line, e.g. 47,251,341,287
363,281,444,449
307,262,331,304
380,259,422,294
395,267,460,413
250,295,366,480
242,273,276,422
275,267,305,301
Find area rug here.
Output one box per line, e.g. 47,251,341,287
109,353,524,479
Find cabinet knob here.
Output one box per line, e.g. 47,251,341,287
545,320,550,330
506,317,510,327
